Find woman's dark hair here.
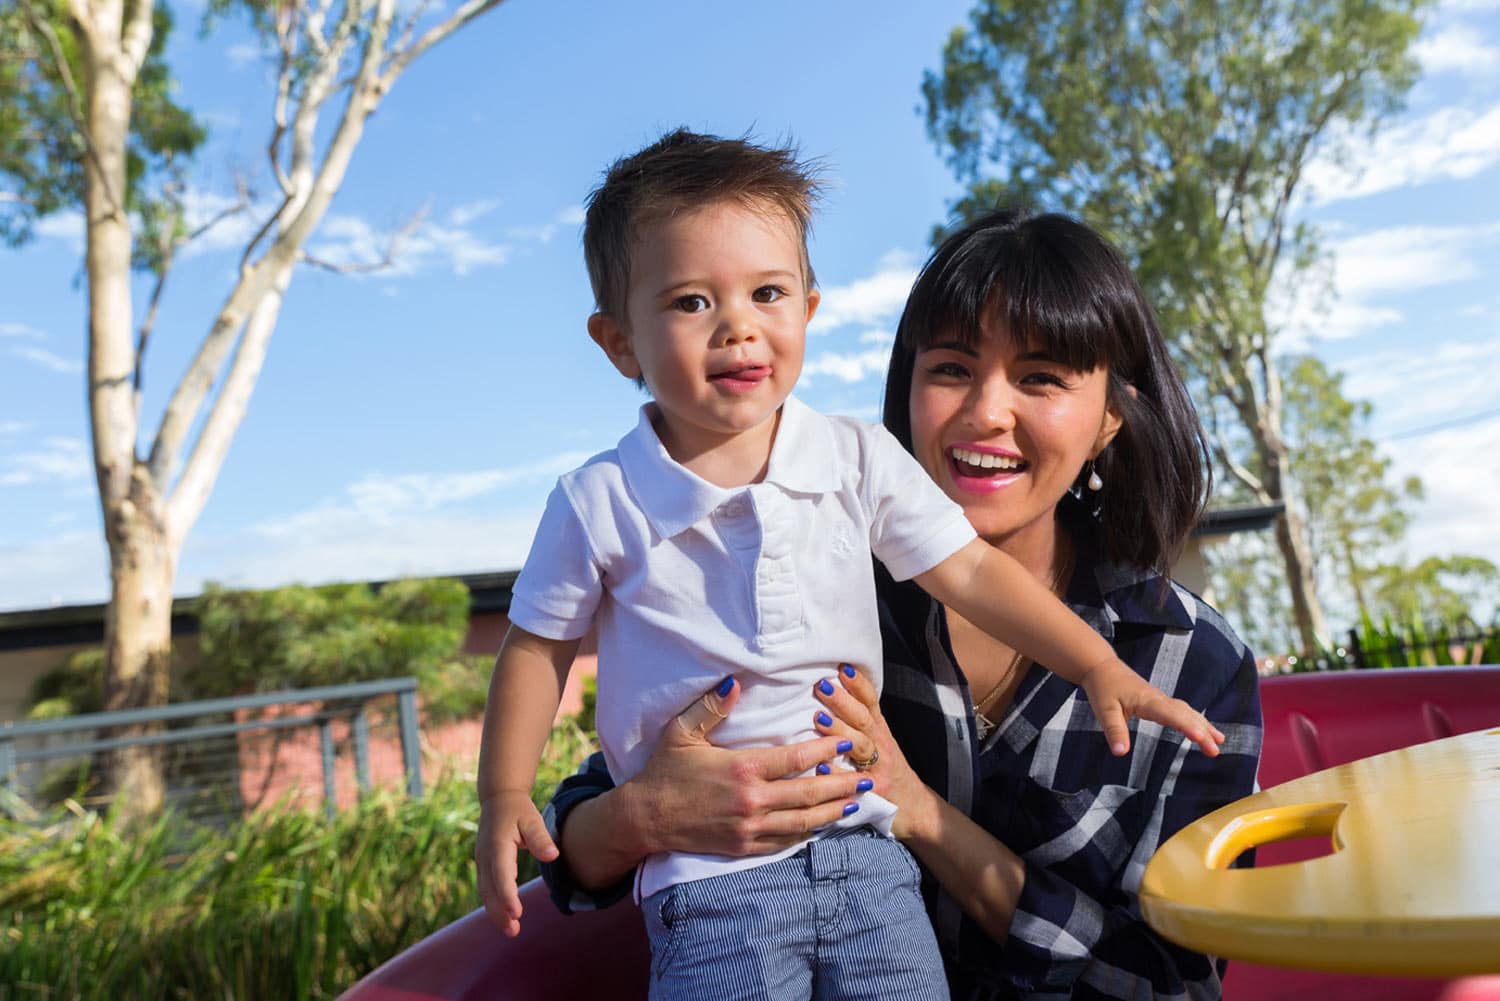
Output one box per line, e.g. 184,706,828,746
883,207,1210,574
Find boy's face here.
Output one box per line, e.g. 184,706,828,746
588,200,819,464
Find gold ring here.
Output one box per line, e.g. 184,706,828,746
675,714,709,739
848,747,879,771
699,694,728,720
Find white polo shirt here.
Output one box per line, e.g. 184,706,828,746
510,394,976,897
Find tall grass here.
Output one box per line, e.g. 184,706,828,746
0,717,595,1001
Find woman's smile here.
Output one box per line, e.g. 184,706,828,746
946,443,1027,494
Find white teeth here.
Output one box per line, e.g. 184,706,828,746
950,447,1020,470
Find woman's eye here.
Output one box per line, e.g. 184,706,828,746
1022,371,1069,388
673,294,709,313
924,361,969,379
753,285,787,303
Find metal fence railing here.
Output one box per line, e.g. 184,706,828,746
0,677,423,822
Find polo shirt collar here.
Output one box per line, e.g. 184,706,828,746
616,395,841,541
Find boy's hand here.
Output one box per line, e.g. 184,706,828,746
476,789,559,937
1079,659,1226,758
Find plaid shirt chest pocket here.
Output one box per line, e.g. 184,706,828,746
1002,777,1152,900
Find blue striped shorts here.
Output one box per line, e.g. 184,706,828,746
641,826,950,1001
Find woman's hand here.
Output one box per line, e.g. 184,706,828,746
560,676,868,890
811,663,942,842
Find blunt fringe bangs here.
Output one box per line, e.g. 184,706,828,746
884,207,1211,576
582,128,823,320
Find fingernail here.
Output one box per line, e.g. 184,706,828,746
716,676,735,698
817,678,835,696
837,739,853,753
816,711,833,727
856,778,873,792
816,762,831,776
1111,741,1127,755
841,663,856,678
842,803,859,817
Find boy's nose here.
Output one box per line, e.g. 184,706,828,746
713,307,758,346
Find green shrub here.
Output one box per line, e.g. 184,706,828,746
25,649,106,720
0,716,595,1000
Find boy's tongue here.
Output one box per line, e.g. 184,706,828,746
711,365,769,385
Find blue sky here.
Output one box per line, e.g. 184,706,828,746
2,0,1498,620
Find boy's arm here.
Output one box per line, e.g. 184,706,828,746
913,539,1223,757
476,625,580,936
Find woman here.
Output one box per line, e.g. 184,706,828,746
538,208,1262,1000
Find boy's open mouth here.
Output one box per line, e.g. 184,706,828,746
948,445,1026,478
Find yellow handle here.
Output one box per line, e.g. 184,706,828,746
1204,801,1345,869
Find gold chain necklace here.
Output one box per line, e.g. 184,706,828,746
971,550,1074,743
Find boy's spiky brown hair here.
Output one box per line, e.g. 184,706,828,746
583,129,822,319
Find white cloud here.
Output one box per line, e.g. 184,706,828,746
0,436,91,487
808,251,918,335
226,42,261,69
1414,25,1500,77
33,211,85,252
1340,338,1500,434
0,322,46,340
306,213,512,278
0,421,32,435
1386,416,1500,566
1274,221,1500,346
801,342,892,384
0,530,108,612
504,205,589,245
252,451,592,539
10,345,83,375
1331,222,1500,299
448,199,503,227
1304,101,1500,204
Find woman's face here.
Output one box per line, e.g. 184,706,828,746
908,313,1122,549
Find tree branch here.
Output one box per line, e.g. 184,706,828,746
298,204,427,273
18,0,126,220
380,0,510,86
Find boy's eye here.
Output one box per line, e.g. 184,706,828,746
753,285,787,303
673,294,709,313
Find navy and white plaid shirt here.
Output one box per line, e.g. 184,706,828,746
542,518,1262,1001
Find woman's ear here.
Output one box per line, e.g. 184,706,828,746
587,312,642,382
1092,383,1135,457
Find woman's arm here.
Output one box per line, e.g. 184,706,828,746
539,677,868,910
818,643,1262,997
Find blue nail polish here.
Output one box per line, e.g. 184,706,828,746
816,762,831,776
856,778,873,792
837,739,853,753
816,711,833,727
841,663,856,678
818,678,835,696
842,803,859,817
716,676,735,698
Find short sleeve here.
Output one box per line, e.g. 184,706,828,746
507,482,603,641
858,423,976,582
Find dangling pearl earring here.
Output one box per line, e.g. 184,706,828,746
1086,460,1104,492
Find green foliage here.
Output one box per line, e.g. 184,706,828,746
0,0,205,256
25,648,105,720
416,653,495,726
0,716,595,999
924,0,1430,651
185,577,474,699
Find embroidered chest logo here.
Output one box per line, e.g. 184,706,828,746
830,526,856,559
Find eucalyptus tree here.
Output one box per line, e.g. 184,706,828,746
2,0,510,814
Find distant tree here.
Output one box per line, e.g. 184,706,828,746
1370,555,1499,627
2,0,510,816
923,0,1430,651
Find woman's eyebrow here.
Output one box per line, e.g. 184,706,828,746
921,340,979,356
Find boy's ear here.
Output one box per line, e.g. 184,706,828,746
587,312,642,382
804,288,821,324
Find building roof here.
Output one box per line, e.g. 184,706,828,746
1,502,1286,651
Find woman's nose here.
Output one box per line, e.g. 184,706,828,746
965,379,1016,432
